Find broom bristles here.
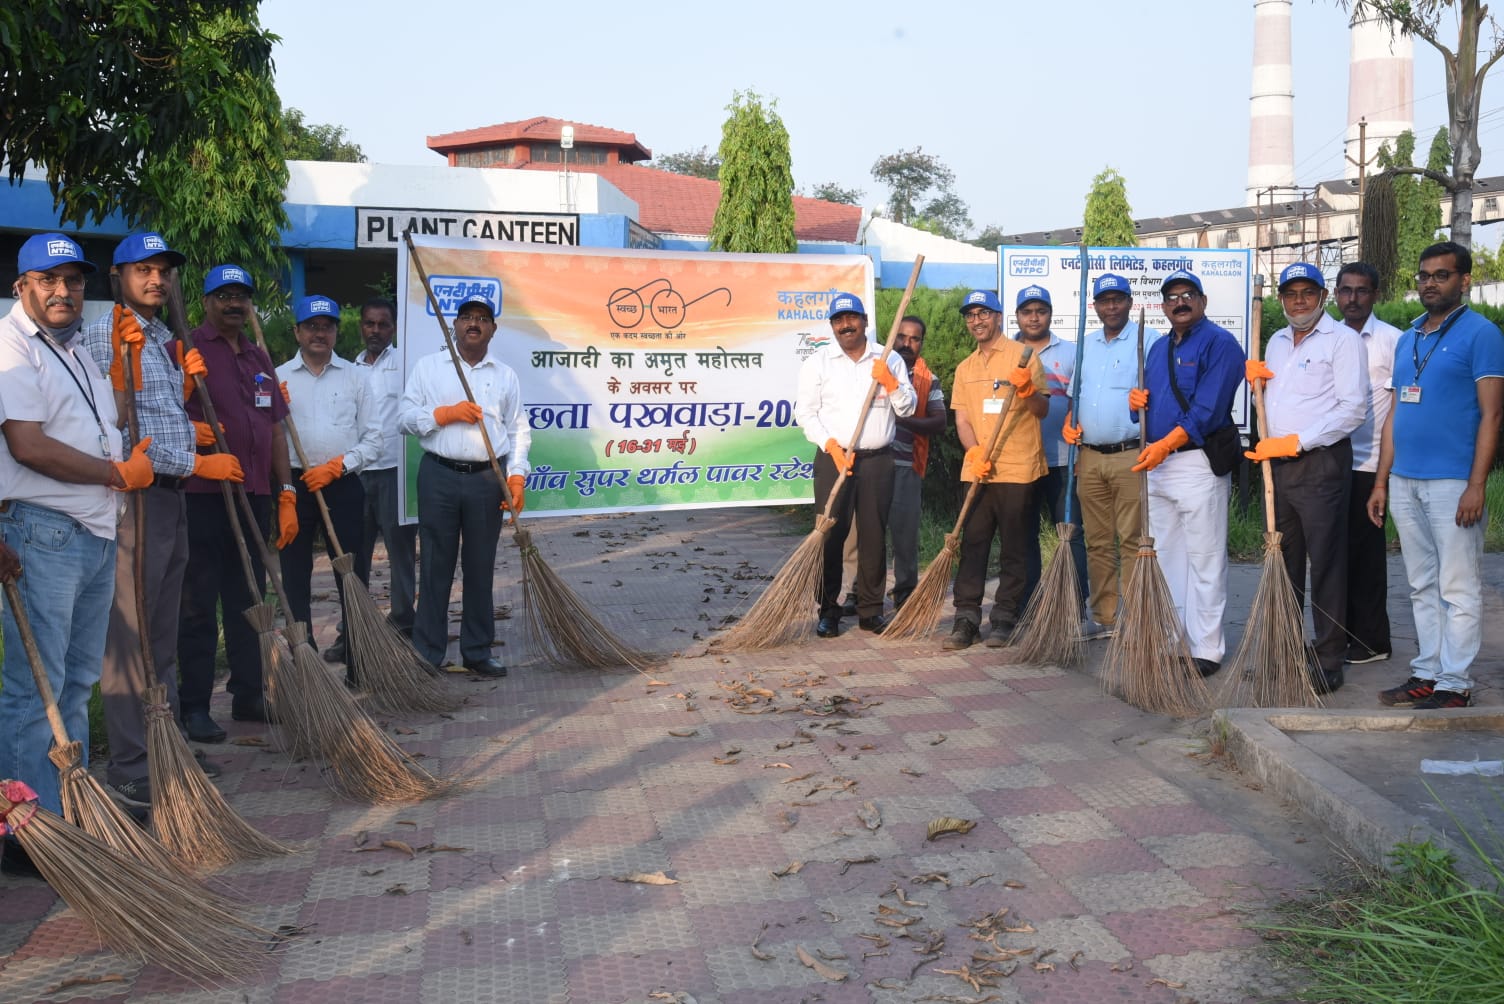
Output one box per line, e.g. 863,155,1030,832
1101,536,1211,717
710,516,832,651
0,783,275,982
882,532,962,640
1217,533,1322,709
336,556,458,713
1008,522,1085,666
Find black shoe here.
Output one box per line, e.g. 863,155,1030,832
1312,666,1345,694
816,616,841,638
322,639,347,664
344,670,360,691
463,658,508,678
1,840,44,880
984,620,1015,648
182,709,227,743
942,620,979,651
1379,675,1435,707
112,777,151,806
858,615,887,634
192,749,222,778
1412,688,1473,710
1345,646,1390,665
1193,658,1221,678
231,695,272,723
840,593,858,618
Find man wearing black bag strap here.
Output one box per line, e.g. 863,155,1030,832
1129,269,1246,677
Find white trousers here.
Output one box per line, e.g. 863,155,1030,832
1147,449,1230,663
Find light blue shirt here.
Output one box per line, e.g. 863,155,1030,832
1069,322,1163,446
1019,332,1073,467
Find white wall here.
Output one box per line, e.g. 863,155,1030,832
285,161,639,218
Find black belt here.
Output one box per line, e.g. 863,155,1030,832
853,446,891,459
1083,439,1139,455
153,474,187,491
1270,439,1346,466
426,452,495,475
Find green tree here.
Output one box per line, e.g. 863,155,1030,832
1082,167,1137,246
282,107,365,162
653,146,721,180
967,224,1007,251
871,148,969,230
912,191,972,241
810,181,864,205
707,91,795,253
1471,242,1504,282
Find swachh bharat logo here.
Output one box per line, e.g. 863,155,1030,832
425,276,502,317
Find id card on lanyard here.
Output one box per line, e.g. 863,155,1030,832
254,372,273,409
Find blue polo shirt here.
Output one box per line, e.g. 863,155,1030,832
1018,332,1074,467
1069,322,1163,446
1391,305,1504,480
1141,316,1245,444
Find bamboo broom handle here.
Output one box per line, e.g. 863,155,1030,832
1250,277,1275,534
1136,308,1150,534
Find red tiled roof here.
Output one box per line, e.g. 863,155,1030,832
427,117,651,161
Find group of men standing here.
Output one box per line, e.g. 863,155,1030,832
798,240,1502,713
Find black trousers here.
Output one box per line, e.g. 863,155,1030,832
1023,464,1088,614
178,490,270,714
413,454,505,666
813,449,894,620
281,472,365,647
952,479,1040,628
1346,468,1391,656
1271,439,1352,674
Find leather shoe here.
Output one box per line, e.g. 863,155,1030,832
463,657,508,678
231,695,273,723
1193,658,1221,678
182,709,226,743
1312,665,1345,695
858,615,887,634
839,593,858,618
322,639,347,664
816,616,840,638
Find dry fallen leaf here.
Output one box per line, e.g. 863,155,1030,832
839,854,878,875
1148,978,1187,990
380,839,416,858
613,871,678,885
1068,951,1084,972
385,883,409,896
929,734,947,745
1110,960,1136,973
1003,879,1025,889
712,756,740,765
795,945,847,982
393,725,418,735
763,762,794,770
900,767,925,777
230,735,270,747
926,817,978,841
667,729,699,738
750,922,774,961
857,801,882,831
770,861,804,879
782,772,816,784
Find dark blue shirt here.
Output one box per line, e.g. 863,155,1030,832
1141,316,1246,444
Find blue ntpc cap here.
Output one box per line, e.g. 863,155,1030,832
18,233,96,275
828,292,866,318
1092,273,1131,299
1278,262,1326,291
456,292,498,318
294,295,340,324
203,264,255,295
959,290,1003,314
1160,269,1203,294
113,232,186,268
1016,285,1052,309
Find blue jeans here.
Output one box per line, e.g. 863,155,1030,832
0,501,116,815
1388,476,1484,693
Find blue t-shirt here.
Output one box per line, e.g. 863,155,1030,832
1141,316,1245,444
1391,305,1504,480
1019,332,1074,467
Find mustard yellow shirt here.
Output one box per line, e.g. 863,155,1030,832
952,340,1048,484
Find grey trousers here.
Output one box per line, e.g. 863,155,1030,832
356,466,418,633
413,454,505,666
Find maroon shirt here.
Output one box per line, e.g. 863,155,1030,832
177,323,288,495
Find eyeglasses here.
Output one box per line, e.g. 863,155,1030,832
962,310,995,322
456,310,493,322
1415,270,1458,285
212,290,251,302
1162,291,1200,304
29,273,86,291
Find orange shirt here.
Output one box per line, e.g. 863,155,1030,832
952,340,1048,484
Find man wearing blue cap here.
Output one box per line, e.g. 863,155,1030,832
277,295,383,680
1062,274,1162,638
1245,263,1368,693
399,290,529,676
79,233,244,800
794,292,916,637
1128,270,1246,675
0,234,154,830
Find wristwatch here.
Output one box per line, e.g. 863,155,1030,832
281,483,297,494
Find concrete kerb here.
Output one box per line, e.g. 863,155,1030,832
1216,705,1504,885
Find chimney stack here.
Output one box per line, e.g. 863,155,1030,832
1346,11,1414,177
1247,0,1297,205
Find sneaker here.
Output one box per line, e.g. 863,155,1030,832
942,620,979,651
1412,689,1473,710
1378,675,1435,707
111,777,151,806
1345,646,1391,665
1082,618,1116,641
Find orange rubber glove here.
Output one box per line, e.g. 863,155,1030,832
823,438,853,475
963,444,993,482
279,380,290,405
192,453,244,482
1007,365,1036,399
176,344,205,402
871,358,899,393
111,437,154,491
108,305,146,393
1244,433,1300,462
1131,426,1190,473
191,420,223,447
434,401,483,426
507,474,526,517
275,489,299,549
1245,359,1275,386
1128,387,1149,411
302,457,344,492
1062,412,1083,446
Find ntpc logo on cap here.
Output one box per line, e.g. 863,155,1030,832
1278,262,1326,291
1016,285,1052,309
1092,274,1131,299
828,292,866,318
203,264,255,295
1159,269,1204,294
294,295,340,324
113,231,187,268
456,292,497,318
17,232,96,275
959,290,1003,314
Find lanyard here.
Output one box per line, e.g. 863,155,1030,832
37,333,112,459
1412,307,1465,382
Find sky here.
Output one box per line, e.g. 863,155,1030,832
261,0,1504,238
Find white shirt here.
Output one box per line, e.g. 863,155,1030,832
794,340,916,452
353,343,403,470
1348,312,1401,472
276,352,383,474
0,303,122,539
398,348,531,476
1263,312,1369,451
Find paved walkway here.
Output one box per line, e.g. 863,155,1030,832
1,507,1497,1003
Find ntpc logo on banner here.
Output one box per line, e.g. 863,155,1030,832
46,240,74,257
425,276,503,317
1008,255,1049,277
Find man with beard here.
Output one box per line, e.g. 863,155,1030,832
399,291,529,676
886,316,946,610
794,292,916,637
80,233,244,802
177,265,296,742
1129,270,1245,676
1244,263,1368,694
1370,241,1504,709
351,298,418,644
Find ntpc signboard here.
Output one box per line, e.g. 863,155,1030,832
998,246,1254,429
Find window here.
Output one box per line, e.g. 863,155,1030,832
453,146,513,167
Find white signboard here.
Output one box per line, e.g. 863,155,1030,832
356,208,579,249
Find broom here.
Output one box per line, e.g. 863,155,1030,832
883,346,1035,641
406,233,655,670
712,257,926,651
1100,309,1210,717
247,309,457,715
1216,279,1320,708
0,780,275,981
167,278,450,803
1009,245,1091,665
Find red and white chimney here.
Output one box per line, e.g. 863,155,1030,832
1346,11,1414,177
1247,0,1297,205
